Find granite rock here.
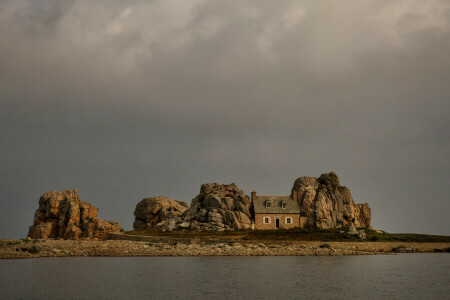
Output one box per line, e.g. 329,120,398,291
28,190,122,240
291,172,371,229
133,196,188,230
181,183,252,230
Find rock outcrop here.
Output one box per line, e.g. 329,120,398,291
28,190,122,240
133,196,189,230
346,223,367,239
291,172,371,229
180,183,253,231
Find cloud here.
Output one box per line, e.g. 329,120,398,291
0,0,449,237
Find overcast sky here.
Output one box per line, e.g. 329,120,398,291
1,0,449,238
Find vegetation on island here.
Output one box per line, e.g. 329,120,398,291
124,228,450,243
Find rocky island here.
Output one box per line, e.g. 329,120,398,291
1,172,449,259
131,172,371,233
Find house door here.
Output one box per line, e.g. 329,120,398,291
275,218,280,229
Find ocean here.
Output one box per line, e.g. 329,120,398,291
0,254,449,299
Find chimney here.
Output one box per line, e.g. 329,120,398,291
251,190,256,203
292,191,298,203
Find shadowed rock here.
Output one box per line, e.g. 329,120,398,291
133,196,189,230
28,190,122,240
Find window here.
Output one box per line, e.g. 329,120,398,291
285,217,292,224
265,201,271,208
281,202,286,209
263,217,271,224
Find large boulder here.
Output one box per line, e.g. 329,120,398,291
28,190,122,240
133,196,189,230
291,172,371,229
182,183,252,230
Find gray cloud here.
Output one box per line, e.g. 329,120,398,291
1,0,449,238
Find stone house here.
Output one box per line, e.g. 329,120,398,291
251,191,301,229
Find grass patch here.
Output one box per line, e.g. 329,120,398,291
365,229,450,243
123,227,450,243
124,227,356,241
7,241,21,246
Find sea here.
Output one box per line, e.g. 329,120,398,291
0,254,449,299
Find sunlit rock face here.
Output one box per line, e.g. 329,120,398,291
291,172,371,229
28,190,121,239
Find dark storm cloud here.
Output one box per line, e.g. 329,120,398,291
1,0,449,237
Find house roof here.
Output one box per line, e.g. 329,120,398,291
253,196,300,214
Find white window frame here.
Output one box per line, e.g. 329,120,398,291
281,202,286,209
263,216,271,224
285,217,293,225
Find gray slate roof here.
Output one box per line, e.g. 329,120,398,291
253,196,300,214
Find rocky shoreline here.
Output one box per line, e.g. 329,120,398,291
1,239,449,259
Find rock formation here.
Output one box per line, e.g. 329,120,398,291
179,183,253,231
291,172,371,229
28,190,122,240
133,196,189,230
346,223,367,239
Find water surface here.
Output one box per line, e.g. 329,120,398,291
0,254,449,299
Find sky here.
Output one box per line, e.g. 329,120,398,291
0,0,449,238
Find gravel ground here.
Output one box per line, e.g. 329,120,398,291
1,239,449,259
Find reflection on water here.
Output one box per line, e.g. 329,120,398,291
0,254,449,299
